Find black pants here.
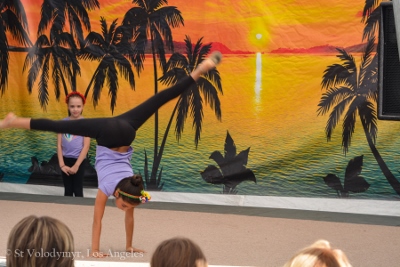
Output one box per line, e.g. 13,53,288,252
62,157,85,197
30,76,195,148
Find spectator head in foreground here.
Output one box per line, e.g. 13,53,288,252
151,236,208,267
283,239,352,267
7,215,74,267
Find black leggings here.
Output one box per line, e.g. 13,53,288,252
31,77,195,148
62,157,85,197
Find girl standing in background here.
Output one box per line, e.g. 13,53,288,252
57,92,90,197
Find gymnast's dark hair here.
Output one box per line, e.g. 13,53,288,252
114,174,144,204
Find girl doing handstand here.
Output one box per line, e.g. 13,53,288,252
0,51,222,257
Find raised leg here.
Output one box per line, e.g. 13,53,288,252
0,113,30,129
190,51,222,81
116,51,223,130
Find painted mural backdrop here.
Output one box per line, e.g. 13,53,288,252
1,0,399,200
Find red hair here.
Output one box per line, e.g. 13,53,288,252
66,91,86,105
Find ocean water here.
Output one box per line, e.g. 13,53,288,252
1,53,400,200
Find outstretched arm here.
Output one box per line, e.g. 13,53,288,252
125,208,145,253
91,189,109,258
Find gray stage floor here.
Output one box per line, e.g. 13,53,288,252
0,192,399,267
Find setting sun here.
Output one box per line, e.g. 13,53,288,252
248,21,270,51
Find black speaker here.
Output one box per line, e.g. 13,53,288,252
378,1,400,120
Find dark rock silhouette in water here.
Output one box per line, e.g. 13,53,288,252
201,131,256,194
323,155,370,197
27,153,98,188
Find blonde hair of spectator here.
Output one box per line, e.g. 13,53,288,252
283,239,352,267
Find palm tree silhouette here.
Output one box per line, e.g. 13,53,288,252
122,0,184,160
23,29,79,110
0,0,32,94
79,17,140,113
143,36,223,190
38,0,99,46
37,0,100,91
361,0,381,41
201,131,256,194
318,36,400,196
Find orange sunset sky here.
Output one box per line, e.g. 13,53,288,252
20,0,367,52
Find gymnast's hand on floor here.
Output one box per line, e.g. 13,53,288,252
126,246,146,253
